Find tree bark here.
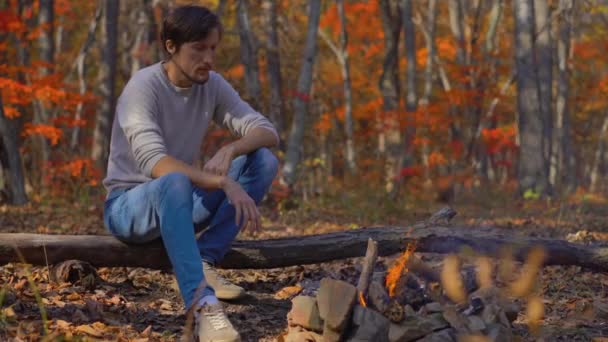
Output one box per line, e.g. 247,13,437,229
378,0,401,191
263,0,284,135
0,97,28,205
552,0,575,192
534,0,553,186
337,0,356,175
35,0,53,170
236,0,262,111
282,0,321,186
514,0,549,195
418,0,436,182
92,0,119,170
390,0,417,196
448,0,466,65
70,0,103,150
590,114,608,193
1,227,607,272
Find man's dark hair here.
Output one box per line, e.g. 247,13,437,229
160,5,222,55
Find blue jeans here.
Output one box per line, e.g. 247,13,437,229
103,148,278,310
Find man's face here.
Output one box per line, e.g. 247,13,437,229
168,27,220,85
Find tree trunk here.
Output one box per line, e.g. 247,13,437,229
514,0,549,195
534,0,553,188
35,0,53,171
70,0,103,150
282,0,321,186
263,0,284,136
236,0,262,111
0,98,28,205
420,0,436,106
92,0,119,170
590,114,608,193
419,0,437,182
337,0,356,175
216,0,227,18
390,0,417,196
448,0,466,65
379,0,402,193
1,227,607,271
552,0,575,193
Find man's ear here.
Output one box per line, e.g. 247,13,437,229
165,40,176,55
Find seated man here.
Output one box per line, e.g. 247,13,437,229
102,5,278,341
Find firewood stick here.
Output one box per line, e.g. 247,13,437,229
356,238,378,298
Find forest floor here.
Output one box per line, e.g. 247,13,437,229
1,188,607,341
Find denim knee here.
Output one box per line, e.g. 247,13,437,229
251,148,279,179
157,172,193,204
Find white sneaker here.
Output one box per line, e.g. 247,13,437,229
195,301,241,342
203,262,246,300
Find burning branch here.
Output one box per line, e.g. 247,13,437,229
385,241,417,297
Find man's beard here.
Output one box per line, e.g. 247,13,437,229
172,58,209,85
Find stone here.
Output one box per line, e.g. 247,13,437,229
388,313,449,342
316,278,357,331
486,323,514,342
322,324,342,342
421,302,442,314
442,306,470,333
466,316,486,332
504,301,521,323
346,306,390,342
481,303,500,325
287,296,323,332
284,325,323,342
368,281,389,313
594,300,608,320
416,328,456,342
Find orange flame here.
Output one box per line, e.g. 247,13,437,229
358,291,367,307
385,242,417,297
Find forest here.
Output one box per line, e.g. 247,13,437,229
1,0,608,341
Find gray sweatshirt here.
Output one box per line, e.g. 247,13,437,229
102,62,278,195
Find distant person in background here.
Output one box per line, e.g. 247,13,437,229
101,5,279,341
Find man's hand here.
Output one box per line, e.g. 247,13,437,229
203,145,236,176
222,177,261,233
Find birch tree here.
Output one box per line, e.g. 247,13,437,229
319,0,356,174
92,0,119,169
236,0,262,110
513,0,549,195
282,0,322,186
534,0,553,177
263,0,284,135
551,0,575,191
378,0,401,192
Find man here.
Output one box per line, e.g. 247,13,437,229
102,5,278,342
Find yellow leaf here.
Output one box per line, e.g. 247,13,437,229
75,324,103,337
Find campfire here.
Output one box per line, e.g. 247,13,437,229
281,236,540,342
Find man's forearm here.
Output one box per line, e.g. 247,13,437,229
151,155,227,190
228,127,279,157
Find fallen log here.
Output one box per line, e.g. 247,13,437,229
1,225,607,271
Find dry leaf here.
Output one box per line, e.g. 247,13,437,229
510,246,545,298
75,324,103,337
441,255,467,304
476,256,494,289
274,285,303,300
2,306,16,318
141,325,152,337
66,292,81,301
458,335,491,342
55,319,71,329
527,296,544,335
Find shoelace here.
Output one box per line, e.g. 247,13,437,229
204,311,230,330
